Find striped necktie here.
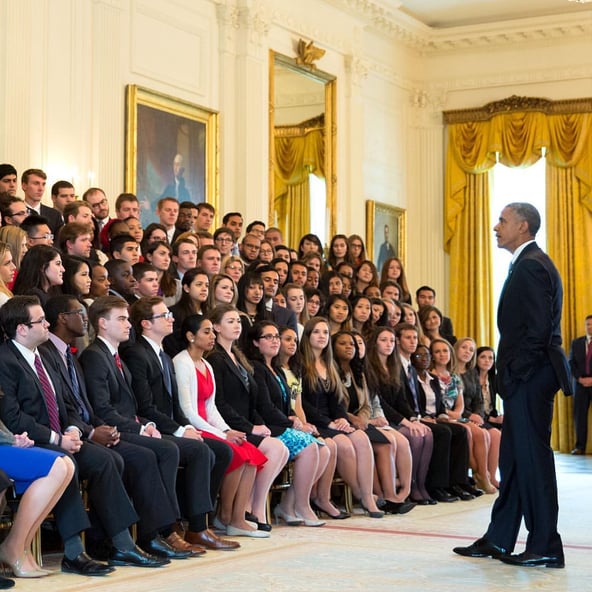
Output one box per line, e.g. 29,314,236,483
34,354,61,432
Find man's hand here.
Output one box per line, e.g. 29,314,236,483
61,431,83,453
91,425,120,447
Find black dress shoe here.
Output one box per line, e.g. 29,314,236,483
382,500,417,514
448,485,474,501
0,576,14,589
571,448,585,455
431,488,459,502
461,483,484,497
410,497,431,506
62,552,115,576
500,552,564,568
142,535,191,559
109,545,170,567
453,537,507,559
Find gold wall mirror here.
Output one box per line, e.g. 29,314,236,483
268,48,336,249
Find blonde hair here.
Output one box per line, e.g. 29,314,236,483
0,242,14,298
0,226,27,270
453,337,477,372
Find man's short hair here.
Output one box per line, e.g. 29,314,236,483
214,227,233,241
104,258,130,276
58,222,92,253
115,193,139,210
394,322,418,338
63,201,92,223
0,164,17,179
0,295,41,340
51,180,74,196
507,202,541,237
82,187,106,202
20,214,51,236
197,203,215,214
45,294,80,330
130,296,164,334
222,212,242,225
172,237,197,256
196,231,213,240
246,220,265,233
110,233,137,257
132,261,157,282
197,244,220,259
416,285,435,299
21,169,46,184
157,197,179,210
88,295,129,334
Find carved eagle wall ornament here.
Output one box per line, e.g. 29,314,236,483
296,39,325,69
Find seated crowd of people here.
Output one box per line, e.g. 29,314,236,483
0,164,503,586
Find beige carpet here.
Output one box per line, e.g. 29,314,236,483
7,453,590,592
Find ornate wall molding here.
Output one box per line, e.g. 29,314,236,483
324,0,592,54
443,95,592,124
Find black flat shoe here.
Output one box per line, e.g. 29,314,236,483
310,500,350,519
500,552,564,568
0,576,14,589
360,503,384,518
382,500,417,514
448,485,474,501
245,512,272,532
410,497,431,506
62,552,115,576
453,537,507,559
109,546,170,568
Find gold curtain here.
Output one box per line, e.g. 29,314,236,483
444,97,592,451
273,126,324,248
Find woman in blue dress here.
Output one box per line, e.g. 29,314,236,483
0,420,74,581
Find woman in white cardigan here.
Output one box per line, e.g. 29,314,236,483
173,314,269,538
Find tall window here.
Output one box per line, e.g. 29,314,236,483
490,158,546,342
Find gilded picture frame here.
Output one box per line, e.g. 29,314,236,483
365,200,406,274
125,85,219,227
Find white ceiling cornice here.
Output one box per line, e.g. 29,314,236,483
325,0,592,53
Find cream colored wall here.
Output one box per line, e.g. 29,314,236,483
0,0,589,312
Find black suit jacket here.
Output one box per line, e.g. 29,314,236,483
270,303,298,333
38,339,103,438
497,242,571,397
39,204,64,236
120,336,191,435
0,340,71,442
79,339,146,433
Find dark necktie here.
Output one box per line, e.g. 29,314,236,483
34,354,61,433
407,364,420,414
114,352,124,377
159,350,173,398
586,339,592,376
66,346,90,423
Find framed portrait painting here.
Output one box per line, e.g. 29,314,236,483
125,85,219,227
365,200,406,274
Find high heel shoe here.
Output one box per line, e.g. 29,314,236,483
294,512,325,527
473,473,497,495
0,549,49,578
360,503,384,518
273,506,303,526
310,500,350,520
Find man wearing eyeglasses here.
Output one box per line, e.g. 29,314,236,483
1,196,29,227
122,297,239,552
83,188,112,251
239,233,261,265
20,214,54,246
0,295,128,576
80,296,207,560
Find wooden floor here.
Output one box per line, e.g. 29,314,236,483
7,453,591,592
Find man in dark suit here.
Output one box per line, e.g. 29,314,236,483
79,296,216,558
454,202,571,568
20,168,63,236
0,296,116,576
39,295,187,564
123,297,239,551
259,265,298,332
568,315,592,454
